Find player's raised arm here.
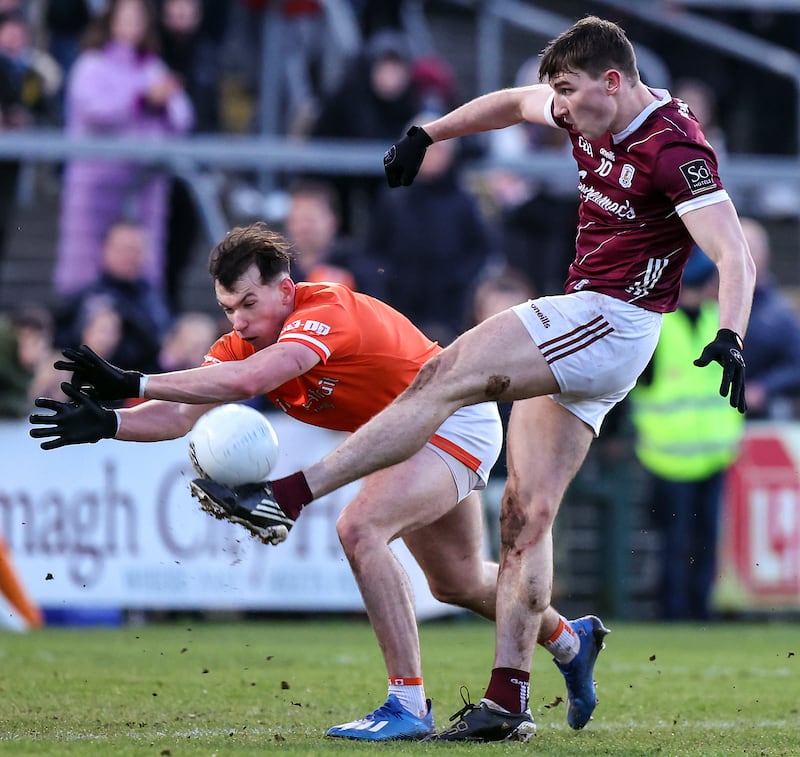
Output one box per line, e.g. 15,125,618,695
384,85,552,188
423,84,552,143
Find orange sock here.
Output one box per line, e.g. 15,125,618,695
0,537,43,628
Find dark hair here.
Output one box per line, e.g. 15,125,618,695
538,16,638,83
11,304,53,333
208,222,293,290
81,0,161,55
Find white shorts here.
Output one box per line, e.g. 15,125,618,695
512,290,662,435
427,401,502,501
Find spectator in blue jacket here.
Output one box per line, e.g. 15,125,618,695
54,220,173,375
365,113,497,344
738,217,800,419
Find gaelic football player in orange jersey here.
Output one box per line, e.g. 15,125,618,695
31,221,607,741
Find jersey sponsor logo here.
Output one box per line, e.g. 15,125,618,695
300,377,339,413
619,163,635,188
679,158,716,195
578,173,637,219
599,147,615,162
303,319,330,336
281,318,331,336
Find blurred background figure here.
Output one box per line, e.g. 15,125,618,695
42,0,93,122
310,28,420,236
54,219,173,375
736,217,800,420
468,264,537,559
158,0,220,133
158,0,221,312
365,114,496,344
484,56,575,296
158,310,221,372
0,11,62,271
282,177,383,295
0,304,60,417
52,0,194,298
629,249,745,621
673,77,727,157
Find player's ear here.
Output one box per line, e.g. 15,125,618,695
605,69,622,95
279,275,295,302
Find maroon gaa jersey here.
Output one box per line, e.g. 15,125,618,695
547,89,729,313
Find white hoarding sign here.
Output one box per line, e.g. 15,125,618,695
0,414,456,620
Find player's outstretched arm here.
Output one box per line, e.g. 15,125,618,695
383,85,552,188
29,383,118,449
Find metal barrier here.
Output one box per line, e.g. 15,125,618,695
1,128,798,249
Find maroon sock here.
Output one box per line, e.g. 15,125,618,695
484,667,530,714
271,472,314,520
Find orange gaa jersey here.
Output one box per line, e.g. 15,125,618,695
203,282,441,432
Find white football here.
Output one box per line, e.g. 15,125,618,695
188,404,280,486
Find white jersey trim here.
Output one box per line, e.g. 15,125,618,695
612,88,672,144
544,91,558,128
675,189,730,217
278,333,332,359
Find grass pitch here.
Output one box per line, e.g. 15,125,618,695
0,616,797,756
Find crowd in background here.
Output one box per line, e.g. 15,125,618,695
2,0,800,623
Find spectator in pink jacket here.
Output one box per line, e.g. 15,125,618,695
53,0,194,298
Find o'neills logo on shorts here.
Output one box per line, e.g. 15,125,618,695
530,302,551,327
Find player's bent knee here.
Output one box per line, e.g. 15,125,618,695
426,579,472,609
335,509,383,558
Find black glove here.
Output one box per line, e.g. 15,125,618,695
383,125,433,187
29,383,119,450
693,328,747,413
54,345,143,401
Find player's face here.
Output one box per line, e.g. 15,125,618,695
549,70,615,140
215,265,294,350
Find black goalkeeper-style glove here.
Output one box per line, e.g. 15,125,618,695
54,344,143,401
693,328,747,414
383,125,433,187
29,383,118,450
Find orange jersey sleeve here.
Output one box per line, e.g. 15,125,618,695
203,283,440,433
203,332,257,364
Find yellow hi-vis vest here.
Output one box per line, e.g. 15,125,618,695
629,303,744,482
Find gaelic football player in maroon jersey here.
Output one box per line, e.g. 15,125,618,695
189,15,753,742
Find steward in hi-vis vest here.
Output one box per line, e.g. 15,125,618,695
630,301,744,481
